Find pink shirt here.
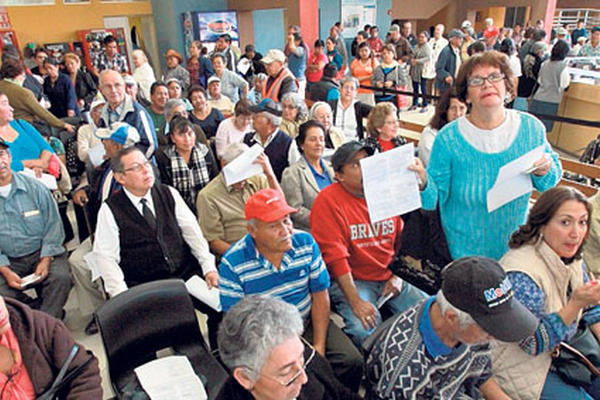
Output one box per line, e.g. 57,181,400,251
306,52,329,83
0,329,35,400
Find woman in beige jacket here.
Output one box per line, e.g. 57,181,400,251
492,186,600,400
281,120,334,232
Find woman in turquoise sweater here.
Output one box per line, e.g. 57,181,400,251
411,51,561,260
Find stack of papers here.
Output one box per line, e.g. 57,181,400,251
134,355,207,400
185,276,221,312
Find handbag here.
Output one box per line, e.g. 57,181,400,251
36,344,94,400
551,324,600,387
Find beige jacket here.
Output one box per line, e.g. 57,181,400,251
583,193,600,276
492,239,584,400
281,157,334,232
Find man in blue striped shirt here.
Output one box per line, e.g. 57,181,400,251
219,188,362,392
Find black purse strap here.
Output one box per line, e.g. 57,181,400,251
36,345,94,400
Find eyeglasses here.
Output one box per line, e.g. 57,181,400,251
467,72,505,87
123,160,151,173
255,336,315,387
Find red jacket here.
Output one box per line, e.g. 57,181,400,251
310,183,403,282
7,298,102,399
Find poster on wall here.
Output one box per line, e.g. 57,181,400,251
64,0,90,4
197,10,239,52
341,0,376,38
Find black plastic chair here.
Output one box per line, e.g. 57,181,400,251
95,279,227,399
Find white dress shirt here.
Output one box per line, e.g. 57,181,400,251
335,100,358,142
92,186,216,297
250,129,302,166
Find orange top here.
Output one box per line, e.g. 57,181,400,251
350,57,379,94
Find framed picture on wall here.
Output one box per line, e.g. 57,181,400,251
63,0,90,4
0,0,54,5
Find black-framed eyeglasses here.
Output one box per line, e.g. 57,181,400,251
467,72,505,87
253,336,316,387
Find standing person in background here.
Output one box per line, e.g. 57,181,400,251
499,38,521,107
131,49,156,104
350,42,378,106
578,26,600,57
435,29,464,94
187,41,213,89
91,35,128,78
261,49,298,103
162,49,190,92
211,53,248,104
306,40,328,93
350,30,368,58
401,21,417,48
531,40,570,133
410,31,433,112
326,38,344,74
64,52,97,112
428,24,448,97
286,33,307,99
387,24,413,63
372,44,403,106
238,44,265,84
367,26,385,59
330,25,348,68
211,34,238,73
572,19,588,46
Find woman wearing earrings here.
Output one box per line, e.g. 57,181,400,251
410,51,561,261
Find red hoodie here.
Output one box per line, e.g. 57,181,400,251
310,182,403,282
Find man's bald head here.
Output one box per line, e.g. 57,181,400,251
99,70,126,108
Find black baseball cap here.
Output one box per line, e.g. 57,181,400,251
441,256,538,342
331,141,374,172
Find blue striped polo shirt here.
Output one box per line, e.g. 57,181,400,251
219,230,330,318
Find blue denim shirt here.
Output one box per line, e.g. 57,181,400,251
0,173,64,266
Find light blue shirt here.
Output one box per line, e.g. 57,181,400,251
0,173,64,266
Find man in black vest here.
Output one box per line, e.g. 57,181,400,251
243,99,301,181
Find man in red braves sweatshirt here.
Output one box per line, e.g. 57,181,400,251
310,141,425,345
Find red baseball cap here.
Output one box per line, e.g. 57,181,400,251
245,189,297,222
483,26,499,38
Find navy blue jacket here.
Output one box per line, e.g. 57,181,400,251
435,45,458,92
44,72,79,118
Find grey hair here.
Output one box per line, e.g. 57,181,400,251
164,98,186,119
253,73,268,84
222,142,250,165
339,76,359,90
131,49,148,63
281,92,308,121
261,111,281,128
218,295,303,382
309,101,332,120
437,290,476,329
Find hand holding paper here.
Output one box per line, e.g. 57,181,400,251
222,144,263,186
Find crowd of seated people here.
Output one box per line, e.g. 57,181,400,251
0,16,598,399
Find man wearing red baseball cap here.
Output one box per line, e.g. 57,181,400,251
483,26,500,51
219,188,363,392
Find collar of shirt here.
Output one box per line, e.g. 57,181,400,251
4,78,23,87
419,296,454,357
4,173,29,200
241,232,296,272
123,187,154,215
252,129,278,148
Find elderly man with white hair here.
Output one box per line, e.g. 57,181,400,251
97,69,157,159
365,256,537,399
196,142,281,256
243,99,301,181
216,295,362,400
261,49,298,103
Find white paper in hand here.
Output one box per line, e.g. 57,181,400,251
237,58,251,75
88,143,106,167
222,144,263,186
360,143,421,223
134,355,207,400
185,275,221,312
486,145,545,212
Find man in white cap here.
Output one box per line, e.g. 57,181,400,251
69,122,140,334
207,75,234,116
261,49,298,103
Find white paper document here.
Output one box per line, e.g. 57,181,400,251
237,58,251,75
486,145,545,212
88,143,106,167
134,355,207,400
20,168,57,190
185,275,221,312
222,144,263,186
360,143,421,223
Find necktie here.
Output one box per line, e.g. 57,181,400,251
140,198,157,232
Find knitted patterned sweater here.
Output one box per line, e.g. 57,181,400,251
420,111,561,260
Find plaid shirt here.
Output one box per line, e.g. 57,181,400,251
93,50,128,74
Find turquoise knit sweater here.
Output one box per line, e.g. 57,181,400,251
421,111,562,260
